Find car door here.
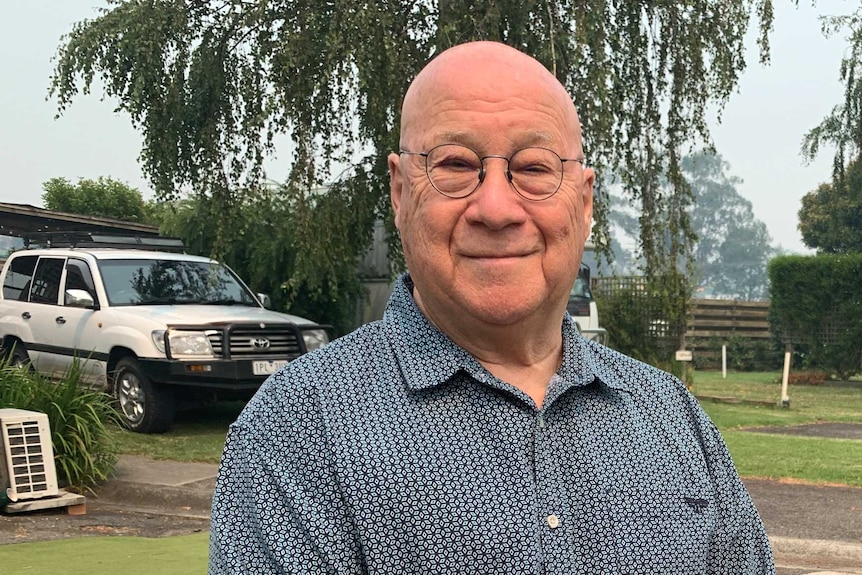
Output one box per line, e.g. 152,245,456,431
51,257,106,385
23,256,66,376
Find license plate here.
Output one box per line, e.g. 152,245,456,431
252,360,290,375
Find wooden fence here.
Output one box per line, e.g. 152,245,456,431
686,299,771,341
685,299,773,368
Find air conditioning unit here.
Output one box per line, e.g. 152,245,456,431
0,408,59,502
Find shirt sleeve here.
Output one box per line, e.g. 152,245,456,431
692,402,775,575
208,384,364,575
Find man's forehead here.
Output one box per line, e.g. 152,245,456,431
432,129,558,148
407,43,561,102
400,42,578,144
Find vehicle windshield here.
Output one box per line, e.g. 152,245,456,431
569,269,593,301
98,259,259,307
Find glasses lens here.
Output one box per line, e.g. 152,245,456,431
509,148,564,199
425,145,481,197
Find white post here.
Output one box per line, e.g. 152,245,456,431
722,344,727,379
780,344,792,407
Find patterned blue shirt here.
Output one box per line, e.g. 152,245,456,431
209,274,774,574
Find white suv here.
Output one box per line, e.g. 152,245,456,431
567,263,607,344
0,234,329,433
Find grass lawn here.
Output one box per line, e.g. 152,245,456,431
721,430,862,485
692,370,862,487
109,401,245,464
693,370,862,423
0,533,208,575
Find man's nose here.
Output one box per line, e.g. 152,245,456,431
479,156,515,192
465,157,526,229
477,156,513,189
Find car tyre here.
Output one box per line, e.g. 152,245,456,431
3,341,32,370
113,357,175,433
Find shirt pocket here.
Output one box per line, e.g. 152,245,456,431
606,488,717,575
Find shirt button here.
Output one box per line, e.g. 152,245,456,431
547,514,560,529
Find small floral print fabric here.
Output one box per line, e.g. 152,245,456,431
209,274,774,574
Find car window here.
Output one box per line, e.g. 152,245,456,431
569,275,593,300
29,257,65,305
98,259,257,306
63,258,98,305
2,255,38,301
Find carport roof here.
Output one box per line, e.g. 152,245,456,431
0,202,159,237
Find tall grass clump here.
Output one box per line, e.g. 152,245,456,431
0,356,117,493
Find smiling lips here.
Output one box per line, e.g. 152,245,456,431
465,255,531,262
458,252,539,271
459,249,538,260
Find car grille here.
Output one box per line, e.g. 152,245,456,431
206,325,304,359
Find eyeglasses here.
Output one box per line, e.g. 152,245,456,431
399,144,584,201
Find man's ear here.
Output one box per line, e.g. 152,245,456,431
581,166,595,234
388,152,404,229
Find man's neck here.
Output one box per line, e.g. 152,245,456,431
414,288,564,408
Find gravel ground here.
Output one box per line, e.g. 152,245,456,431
0,503,209,545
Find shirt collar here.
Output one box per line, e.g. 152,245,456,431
383,273,632,398
383,275,480,391
555,315,633,397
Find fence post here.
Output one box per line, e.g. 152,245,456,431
722,344,727,379
780,343,792,407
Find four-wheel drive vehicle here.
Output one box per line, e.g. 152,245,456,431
0,234,329,433
566,263,607,344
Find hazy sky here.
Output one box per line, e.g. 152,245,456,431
0,1,853,253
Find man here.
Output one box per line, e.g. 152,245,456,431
209,41,774,574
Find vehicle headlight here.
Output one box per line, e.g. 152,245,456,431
302,329,329,352
151,330,166,353
166,330,215,358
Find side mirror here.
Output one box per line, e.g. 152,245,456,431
257,293,272,309
65,289,97,309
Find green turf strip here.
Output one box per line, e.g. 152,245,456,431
0,532,208,575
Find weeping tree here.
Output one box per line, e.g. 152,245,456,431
50,0,779,331
802,8,862,187
800,8,862,254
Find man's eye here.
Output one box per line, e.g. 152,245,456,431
514,162,554,174
436,157,478,171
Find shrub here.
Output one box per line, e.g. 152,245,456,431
0,358,117,493
787,371,828,386
769,254,862,378
693,335,785,372
595,282,684,367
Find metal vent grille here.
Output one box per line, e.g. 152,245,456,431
206,325,304,359
0,409,59,502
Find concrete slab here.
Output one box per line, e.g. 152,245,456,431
110,454,217,487
3,490,86,514
91,455,217,517
772,537,862,572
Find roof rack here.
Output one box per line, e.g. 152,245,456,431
22,231,186,253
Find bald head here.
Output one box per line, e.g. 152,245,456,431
400,42,583,157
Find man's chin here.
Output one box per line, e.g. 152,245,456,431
453,291,548,327
413,274,554,327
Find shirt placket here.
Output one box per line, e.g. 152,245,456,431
533,409,570,574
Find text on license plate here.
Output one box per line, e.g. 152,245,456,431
253,360,290,375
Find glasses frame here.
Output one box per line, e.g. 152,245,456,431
399,144,585,201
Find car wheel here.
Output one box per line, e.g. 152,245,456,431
3,341,31,370
112,357,175,433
